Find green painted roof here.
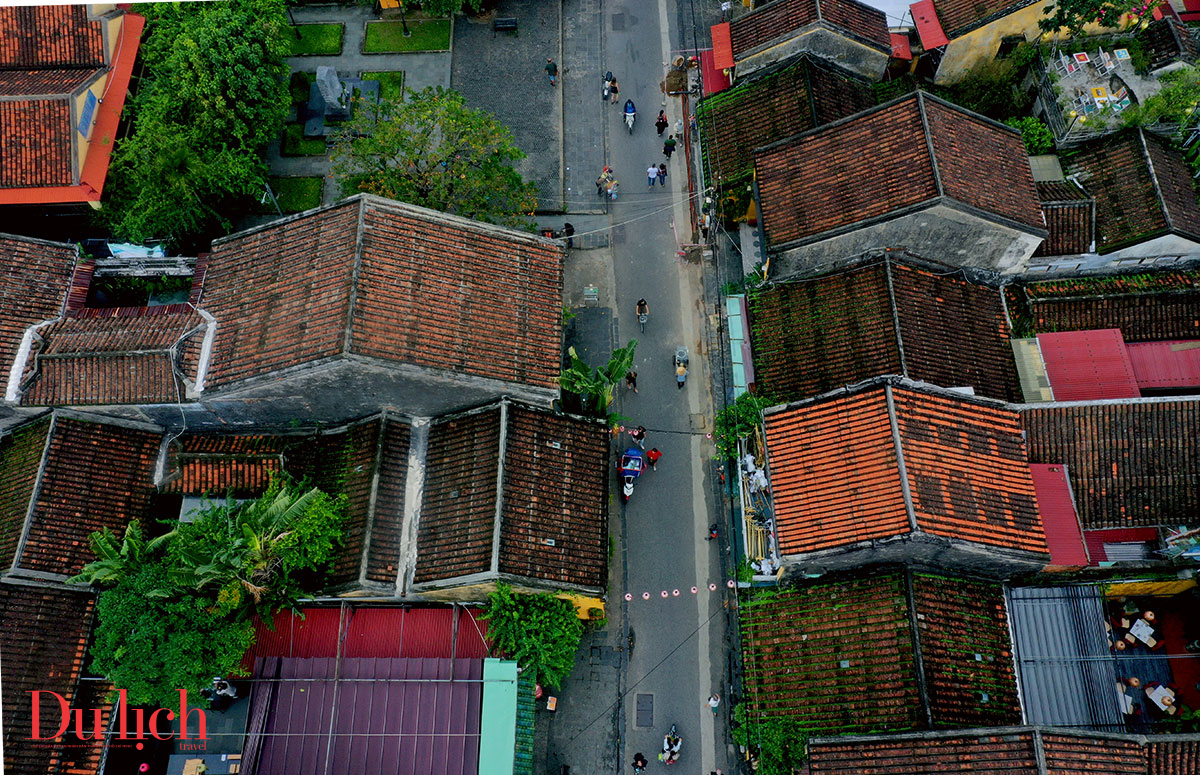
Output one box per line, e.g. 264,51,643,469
479,658,519,775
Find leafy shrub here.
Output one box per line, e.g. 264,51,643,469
944,59,1032,120
1005,116,1055,154
481,583,584,690
731,702,811,775
1121,66,1200,129
712,392,769,459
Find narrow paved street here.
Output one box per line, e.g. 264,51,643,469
605,2,730,773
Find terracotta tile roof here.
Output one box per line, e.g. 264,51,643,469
0,582,96,775
740,570,1018,735
697,56,874,186
497,407,608,588
1035,181,1094,256
1148,739,1200,775
0,68,95,95
1067,129,1200,253
203,196,564,391
931,0,1028,37
415,403,609,590
415,407,502,582
809,731,1040,774
765,383,1046,556
364,418,410,585
1018,280,1200,342
1041,733,1146,774
730,0,889,59
0,6,105,69
17,415,160,576
0,235,72,380
750,258,1020,402
0,100,74,188
0,416,51,569
19,305,206,406
164,434,290,496
1141,18,1199,70
1021,399,1200,529
755,94,1042,249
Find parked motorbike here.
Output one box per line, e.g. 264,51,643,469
624,99,636,134
603,71,613,102
618,447,644,502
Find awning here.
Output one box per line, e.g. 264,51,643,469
910,0,949,49
1036,329,1141,401
891,32,912,60
711,22,734,69
700,49,732,95
1029,464,1087,568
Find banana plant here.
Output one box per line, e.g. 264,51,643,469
68,520,175,590
558,340,638,416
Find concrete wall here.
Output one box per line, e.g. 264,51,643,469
777,533,1049,582
737,26,889,81
770,203,1044,280
935,4,1119,85
1103,232,1200,259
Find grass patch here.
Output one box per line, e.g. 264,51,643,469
361,70,406,101
289,71,315,104
279,124,327,157
289,23,344,56
364,19,450,53
266,176,323,213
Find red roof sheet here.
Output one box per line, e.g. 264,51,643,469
711,22,734,69
1037,329,1141,401
891,32,913,59
1029,463,1088,567
1084,527,1160,565
765,384,1046,556
911,0,950,48
700,49,732,95
1126,340,1200,389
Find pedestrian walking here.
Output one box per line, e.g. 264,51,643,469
625,370,638,393
629,425,646,449
596,166,613,197
647,164,658,188
675,118,685,136
655,110,669,136
609,76,620,104
657,164,667,186
646,448,662,470
544,58,558,85
562,222,575,248
707,693,721,714
662,135,677,160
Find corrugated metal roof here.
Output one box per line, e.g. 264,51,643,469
910,0,949,49
1126,340,1200,389
1029,464,1088,567
1036,329,1141,401
890,32,913,60
252,657,484,775
1083,527,1160,565
711,22,734,69
1008,585,1122,730
701,49,732,95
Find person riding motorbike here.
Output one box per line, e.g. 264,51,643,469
661,727,682,764
635,299,649,331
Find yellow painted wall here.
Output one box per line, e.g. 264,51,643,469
103,13,122,61
71,72,107,181
1105,578,1198,597
936,3,1124,84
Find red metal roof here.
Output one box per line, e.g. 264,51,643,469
242,605,489,671
910,0,949,49
1029,464,1088,568
1036,329,1141,401
1126,340,1200,389
711,22,734,70
700,48,732,95
1083,527,1159,565
891,32,913,60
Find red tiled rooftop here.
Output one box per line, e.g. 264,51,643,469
0,234,74,387
755,93,1043,249
1035,181,1094,257
765,383,1046,556
930,0,1024,37
1019,277,1200,342
1068,129,1200,253
730,0,889,59
0,100,72,188
0,6,104,69
1022,399,1200,529
202,197,564,390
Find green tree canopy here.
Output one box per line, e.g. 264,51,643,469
1038,0,1145,36
331,86,539,227
480,583,584,690
414,0,486,17
74,479,346,710
101,0,292,247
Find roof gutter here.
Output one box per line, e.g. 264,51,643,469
884,383,919,533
